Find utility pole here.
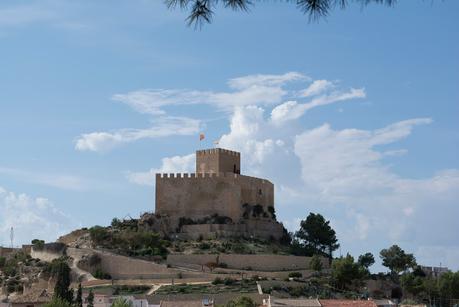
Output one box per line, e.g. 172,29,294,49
10,227,14,248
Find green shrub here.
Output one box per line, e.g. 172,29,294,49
232,243,246,254
93,268,111,280
288,272,302,278
199,242,211,250
111,297,133,307
223,277,236,285
310,255,323,272
213,277,223,285
252,204,264,217
31,239,45,250
43,297,73,307
89,226,110,245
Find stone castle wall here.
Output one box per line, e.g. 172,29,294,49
179,220,284,240
155,172,274,223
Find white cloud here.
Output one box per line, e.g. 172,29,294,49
0,186,74,245
271,88,366,124
113,76,301,115
219,106,284,168
113,72,310,115
300,79,334,97
293,118,432,199
75,117,200,152
126,154,195,186
227,72,307,90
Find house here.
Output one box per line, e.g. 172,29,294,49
420,266,449,278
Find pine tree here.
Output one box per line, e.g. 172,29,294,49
75,284,83,307
52,258,73,304
87,289,94,307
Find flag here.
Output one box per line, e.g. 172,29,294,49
199,133,205,141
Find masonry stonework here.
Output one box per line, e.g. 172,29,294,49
155,148,283,240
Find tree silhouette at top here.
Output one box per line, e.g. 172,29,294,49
165,0,398,28
294,212,339,261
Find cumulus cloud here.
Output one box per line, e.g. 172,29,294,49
293,118,432,199
75,117,200,152
126,154,195,186
0,186,74,245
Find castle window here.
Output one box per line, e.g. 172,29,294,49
233,164,236,173
258,189,262,195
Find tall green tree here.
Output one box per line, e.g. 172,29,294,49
165,0,399,27
331,253,367,290
358,252,375,269
87,289,94,307
75,284,83,307
400,273,425,297
51,258,73,304
379,245,416,275
438,271,459,304
294,212,339,261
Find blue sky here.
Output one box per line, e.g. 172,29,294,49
1,0,458,271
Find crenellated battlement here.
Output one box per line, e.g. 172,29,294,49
196,148,240,156
156,172,272,185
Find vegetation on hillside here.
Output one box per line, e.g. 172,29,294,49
88,218,170,259
155,278,258,295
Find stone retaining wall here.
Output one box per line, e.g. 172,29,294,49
31,243,66,262
167,254,328,272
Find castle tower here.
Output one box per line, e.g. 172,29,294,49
196,148,240,174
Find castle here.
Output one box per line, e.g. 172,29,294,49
154,148,284,240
